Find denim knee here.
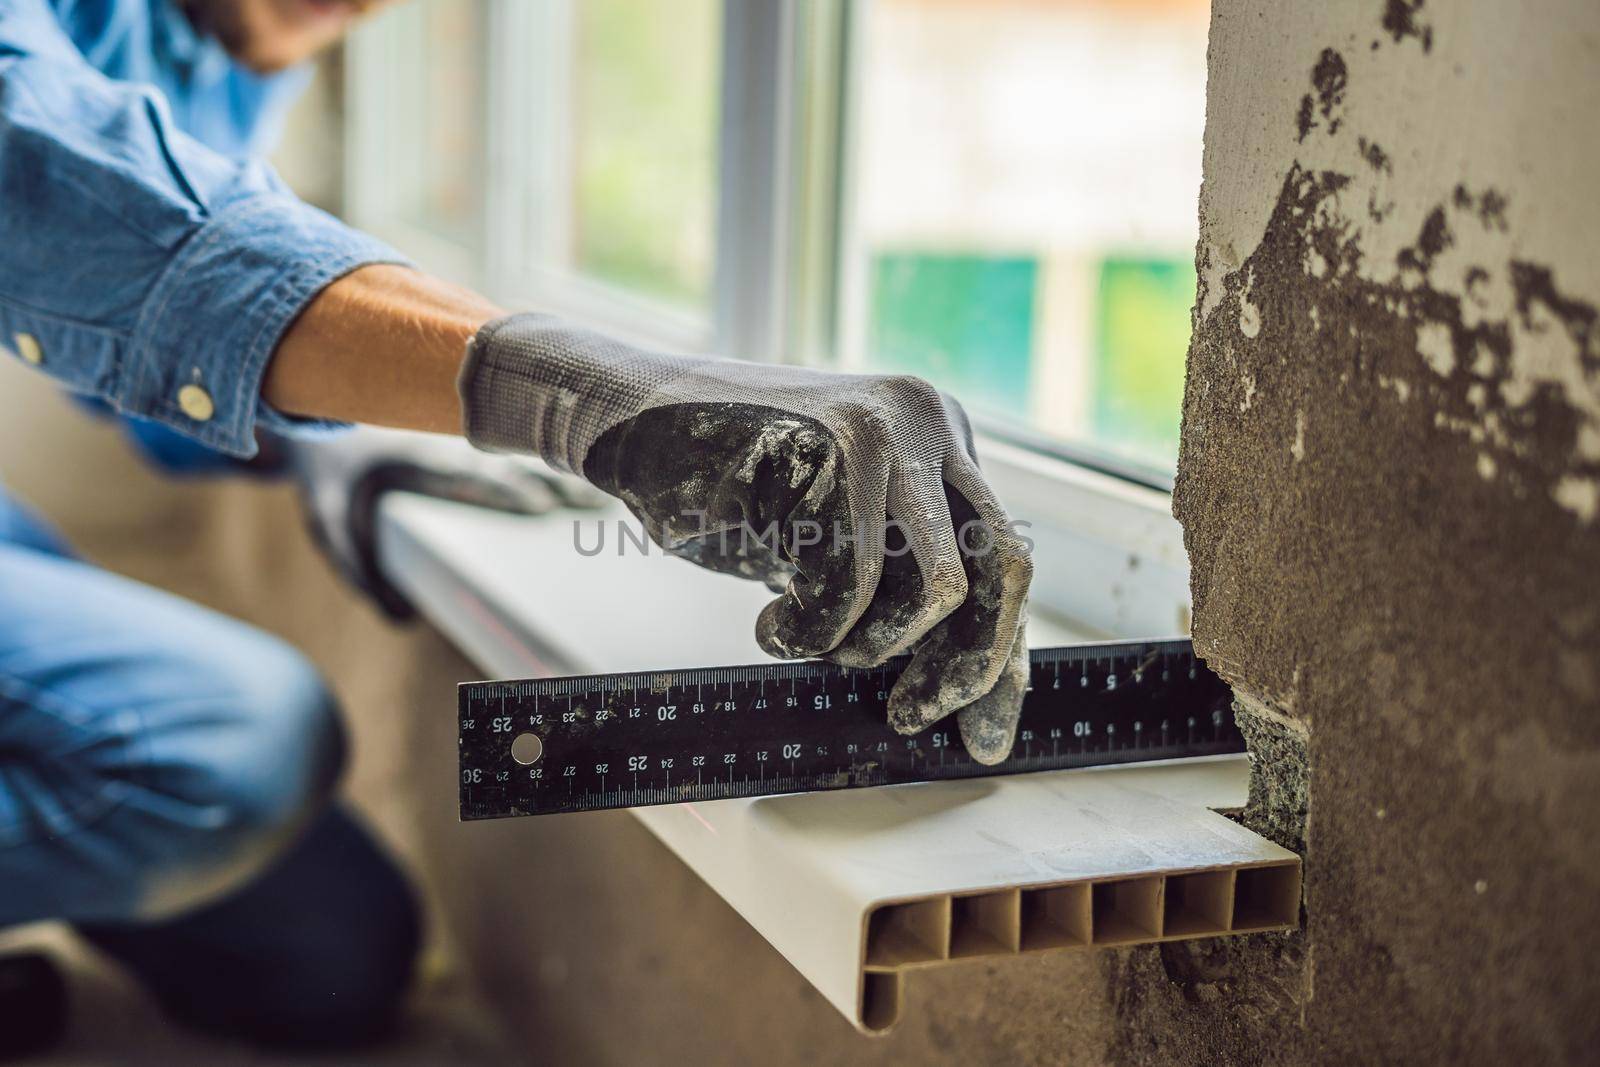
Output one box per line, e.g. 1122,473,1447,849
127,632,348,919
0,541,351,927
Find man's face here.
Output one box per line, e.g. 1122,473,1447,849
180,0,394,74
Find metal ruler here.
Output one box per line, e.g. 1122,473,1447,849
458,638,1241,820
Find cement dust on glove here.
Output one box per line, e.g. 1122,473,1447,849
459,313,1033,764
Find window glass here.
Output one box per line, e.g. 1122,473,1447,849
382,0,485,247
847,0,1210,473
570,0,722,312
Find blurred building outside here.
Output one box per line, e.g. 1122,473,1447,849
357,0,1208,477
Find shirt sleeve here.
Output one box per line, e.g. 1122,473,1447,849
0,0,409,457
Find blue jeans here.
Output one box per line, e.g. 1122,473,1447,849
0,487,419,1044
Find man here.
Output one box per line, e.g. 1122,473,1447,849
0,0,1032,1051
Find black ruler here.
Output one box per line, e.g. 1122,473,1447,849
458,638,1241,820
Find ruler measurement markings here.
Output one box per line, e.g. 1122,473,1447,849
460,640,1235,818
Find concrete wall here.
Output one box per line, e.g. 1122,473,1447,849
1152,1,1600,1062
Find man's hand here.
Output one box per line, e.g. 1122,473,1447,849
263,273,1033,760
285,425,598,618
458,314,1033,763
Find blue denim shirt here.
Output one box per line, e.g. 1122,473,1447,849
0,0,402,458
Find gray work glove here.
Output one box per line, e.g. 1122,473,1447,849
458,314,1033,764
286,425,601,619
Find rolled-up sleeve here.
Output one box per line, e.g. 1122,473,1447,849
0,0,406,456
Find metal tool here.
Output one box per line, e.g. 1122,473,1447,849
459,637,1240,819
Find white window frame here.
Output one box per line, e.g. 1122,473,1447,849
344,0,1190,640
342,0,490,289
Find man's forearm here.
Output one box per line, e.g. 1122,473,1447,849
264,265,504,435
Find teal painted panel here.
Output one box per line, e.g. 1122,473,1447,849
1091,256,1194,467
866,253,1036,418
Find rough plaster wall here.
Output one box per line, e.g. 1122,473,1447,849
1151,1,1600,1063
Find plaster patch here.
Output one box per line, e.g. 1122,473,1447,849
1291,410,1307,462
1553,476,1598,524
1239,301,1262,339
1499,280,1600,436
1455,263,1518,331
1239,268,1263,338
1192,48,1600,527
1579,424,1600,461
1415,321,1454,376
1198,241,1232,323
1378,375,1411,403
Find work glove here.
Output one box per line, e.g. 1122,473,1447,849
458,314,1033,764
286,425,601,619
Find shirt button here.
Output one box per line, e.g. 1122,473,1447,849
14,333,42,366
178,384,216,422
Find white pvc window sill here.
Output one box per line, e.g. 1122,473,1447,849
376,493,1296,1033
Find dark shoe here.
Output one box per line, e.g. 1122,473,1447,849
0,952,68,1060
79,806,421,1050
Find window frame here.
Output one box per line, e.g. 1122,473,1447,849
342,0,491,290
343,0,1191,640
493,0,722,353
